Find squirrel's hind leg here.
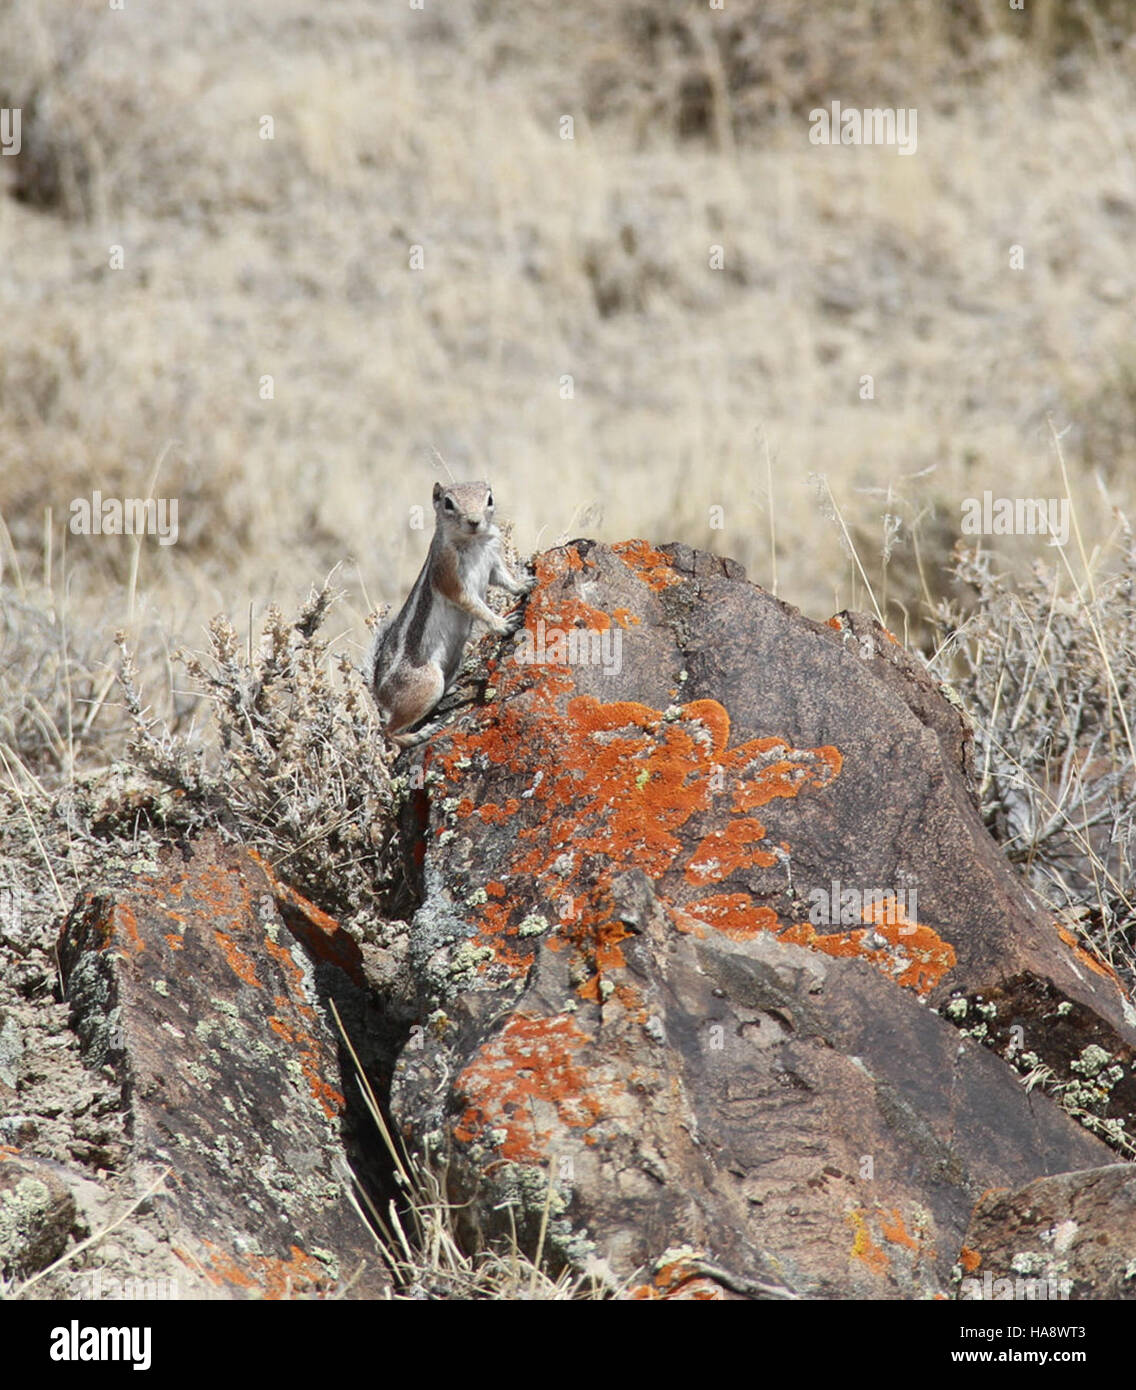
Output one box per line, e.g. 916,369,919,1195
378,662,446,747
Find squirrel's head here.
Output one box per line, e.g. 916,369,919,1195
433,481,496,538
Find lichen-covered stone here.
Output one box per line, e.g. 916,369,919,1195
59,835,389,1298
390,540,1136,1297
958,1165,1136,1300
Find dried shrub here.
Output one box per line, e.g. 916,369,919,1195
928,537,1136,984
117,582,400,925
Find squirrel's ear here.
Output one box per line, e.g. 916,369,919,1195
432,482,443,503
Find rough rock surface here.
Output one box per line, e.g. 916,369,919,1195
958,1164,1136,1300
0,1151,77,1280
389,540,1136,1297
59,834,390,1299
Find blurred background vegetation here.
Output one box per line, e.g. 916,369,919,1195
1,0,1133,655
0,1,1133,966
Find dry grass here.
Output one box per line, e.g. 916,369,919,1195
0,0,1134,714
926,512,1136,987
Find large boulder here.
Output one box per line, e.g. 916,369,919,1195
390,540,1136,1298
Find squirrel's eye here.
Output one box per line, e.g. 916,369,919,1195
444,498,455,511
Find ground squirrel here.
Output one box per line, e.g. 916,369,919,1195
370,481,533,747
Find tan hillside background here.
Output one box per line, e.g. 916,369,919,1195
0,0,1134,744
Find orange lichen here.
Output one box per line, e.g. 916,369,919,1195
639,1255,725,1300
776,900,957,998
111,903,144,955
664,1281,724,1300
454,1013,610,1162
685,818,777,885
465,898,529,972
432,639,845,996
727,738,842,813
643,1252,711,1294
295,1042,345,1120
196,1241,332,1299
251,851,366,988
523,554,617,645
684,894,780,941
612,539,683,590
250,852,337,934
254,938,344,1119
627,1278,722,1300
1056,922,1121,983
878,1208,920,1252
164,933,184,951
670,907,709,939
959,1245,982,1273
264,936,302,987
195,862,256,928
574,908,638,1001
213,931,262,988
